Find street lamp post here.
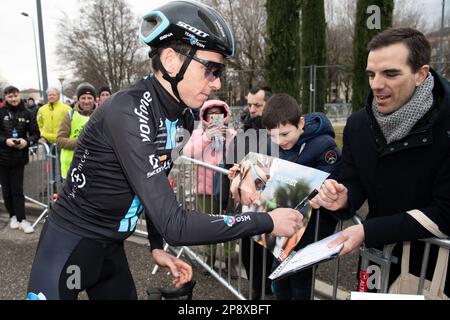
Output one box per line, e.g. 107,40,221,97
58,77,65,100
21,12,42,99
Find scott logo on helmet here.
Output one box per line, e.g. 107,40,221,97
176,21,209,38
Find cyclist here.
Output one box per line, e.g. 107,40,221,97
27,0,301,300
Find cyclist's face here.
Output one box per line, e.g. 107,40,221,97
176,50,223,108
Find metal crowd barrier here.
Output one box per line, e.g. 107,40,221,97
142,156,449,300
4,142,61,229
353,215,450,297
9,144,446,300
0,142,56,228
138,155,348,300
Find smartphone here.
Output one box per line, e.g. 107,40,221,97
210,114,224,127
13,139,21,145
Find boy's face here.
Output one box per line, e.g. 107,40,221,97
268,117,305,151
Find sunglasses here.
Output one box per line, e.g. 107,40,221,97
237,162,268,203
177,51,225,82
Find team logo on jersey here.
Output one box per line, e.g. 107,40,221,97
325,150,338,164
211,215,251,227
71,168,86,189
147,154,172,178
149,155,159,170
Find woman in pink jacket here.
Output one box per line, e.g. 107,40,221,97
183,99,236,213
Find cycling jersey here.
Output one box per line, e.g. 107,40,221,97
49,75,274,248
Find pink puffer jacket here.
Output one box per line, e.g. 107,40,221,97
183,100,236,195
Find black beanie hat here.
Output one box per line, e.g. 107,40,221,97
98,85,112,95
76,82,97,100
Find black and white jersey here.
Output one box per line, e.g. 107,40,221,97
50,76,273,247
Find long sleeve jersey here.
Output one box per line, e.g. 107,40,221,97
49,75,273,249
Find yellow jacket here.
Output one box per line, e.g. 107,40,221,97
37,101,71,144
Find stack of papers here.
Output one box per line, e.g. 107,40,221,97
269,233,344,280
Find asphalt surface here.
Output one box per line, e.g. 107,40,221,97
0,200,363,300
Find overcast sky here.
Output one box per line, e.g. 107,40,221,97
0,0,173,92
0,0,447,93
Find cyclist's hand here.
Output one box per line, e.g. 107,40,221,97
152,249,193,288
268,208,303,237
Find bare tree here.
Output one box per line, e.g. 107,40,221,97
325,0,356,102
204,0,267,104
393,0,429,31
56,0,149,92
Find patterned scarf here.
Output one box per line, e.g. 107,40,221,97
372,73,434,144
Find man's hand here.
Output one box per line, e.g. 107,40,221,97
151,249,193,288
6,138,19,148
268,208,303,237
16,138,28,150
310,179,348,211
38,137,48,144
327,225,365,256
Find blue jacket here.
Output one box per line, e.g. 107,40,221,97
271,112,341,177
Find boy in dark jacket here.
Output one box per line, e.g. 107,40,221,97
0,86,40,233
261,93,341,300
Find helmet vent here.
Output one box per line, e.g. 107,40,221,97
197,10,220,39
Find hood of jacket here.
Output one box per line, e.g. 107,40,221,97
199,99,232,129
298,112,335,145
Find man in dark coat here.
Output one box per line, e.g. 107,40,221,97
311,28,450,295
0,86,40,233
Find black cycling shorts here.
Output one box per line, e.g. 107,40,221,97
27,220,137,300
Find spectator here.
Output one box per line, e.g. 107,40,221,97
26,97,39,121
261,93,341,300
183,99,237,269
98,85,112,105
311,27,450,296
71,95,78,109
241,85,273,131
57,83,96,180
0,86,40,233
37,87,71,191
37,88,71,145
